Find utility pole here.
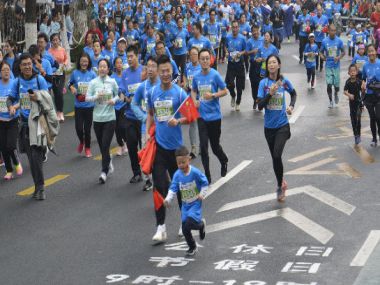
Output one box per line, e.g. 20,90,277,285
25,0,37,51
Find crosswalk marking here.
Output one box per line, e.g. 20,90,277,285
17,174,70,196
288,105,305,124
351,230,380,267
289,147,336,163
65,111,75,117
351,145,375,164
94,147,123,161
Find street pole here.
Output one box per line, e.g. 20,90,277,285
25,0,37,51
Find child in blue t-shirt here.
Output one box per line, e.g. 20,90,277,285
164,146,208,256
303,33,319,89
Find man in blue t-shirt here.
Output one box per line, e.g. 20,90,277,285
320,24,345,108
191,49,228,184
146,55,188,244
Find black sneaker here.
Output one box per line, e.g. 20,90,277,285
185,246,198,256
206,173,211,184
253,102,257,110
37,190,46,201
199,219,206,240
221,162,228,177
32,190,38,199
130,174,143,184
143,179,153,191
190,152,197,159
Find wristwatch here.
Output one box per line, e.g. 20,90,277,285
212,93,216,99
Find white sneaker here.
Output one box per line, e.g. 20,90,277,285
178,225,183,237
116,147,123,156
230,97,236,108
99,172,107,184
235,104,240,111
122,144,128,155
245,73,249,81
109,160,114,175
152,225,167,243
328,101,334,109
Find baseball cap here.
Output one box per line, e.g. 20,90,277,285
308,33,315,38
117,37,127,44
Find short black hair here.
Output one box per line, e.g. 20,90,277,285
199,48,211,58
175,146,190,157
76,52,92,71
157,54,171,67
98,58,112,75
19,52,34,63
348,63,358,71
146,56,158,65
28,44,40,57
126,44,139,55
193,22,203,33
50,33,60,42
37,32,49,43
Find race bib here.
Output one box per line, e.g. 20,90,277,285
356,60,365,69
20,93,31,110
326,3,331,9
209,34,217,45
128,83,140,95
307,53,316,62
0,97,8,113
267,91,284,111
198,84,212,101
348,34,353,41
78,82,89,95
180,181,199,203
356,35,363,43
141,98,147,112
154,99,174,122
187,75,194,90
123,63,129,70
147,42,155,53
316,24,322,32
302,23,307,32
97,91,113,105
261,61,267,71
176,38,183,48
327,46,337,57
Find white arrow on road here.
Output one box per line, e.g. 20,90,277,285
195,207,334,244
217,185,356,216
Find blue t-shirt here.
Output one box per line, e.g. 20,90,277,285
111,72,126,111
83,46,95,58
90,54,104,73
323,1,334,19
312,15,329,43
134,12,146,30
173,28,189,56
192,68,226,121
352,32,366,45
121,65,143,120
124,29,140,45
33,58,53,89
352,54,368,73
5,57,15,71
169,165,208,222
146,84,186,150
0,79,18,120
187,36,213,54
362,60,380,95
297,14,312,37
203,22,221,49
246,36,264,61
346,28,356,46
184,62,201,93
161,21,177,48
257,44,279,76
101,49,116,68
69,69,97,108
304,43,319,69
239,22,251,37
257,77,294,129
142,35,157,61
320,36,344,69
225,34,247,63
9,75,49,119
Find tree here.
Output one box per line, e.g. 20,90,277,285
25,0,37,51
72,0,88,46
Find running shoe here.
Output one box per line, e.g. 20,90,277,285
77,143,84,154
277,179,288,202
37,190,46,201
152,225,167,244
85,148,92,158
328,101,334,109
199,218,206,240
354,136,361,145
15,164,23,176
221,162,228,177
130,174,143,184
370,140,378,147
109,160,114,175
235,104,240,111
178,225,184,237
143,179,153,191
334,93,339,105
99,172,107,184
185,246,198,256
116,146,123,156
4,172,13,180
231,97,236,108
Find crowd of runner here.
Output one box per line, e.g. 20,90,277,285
1,0,380,255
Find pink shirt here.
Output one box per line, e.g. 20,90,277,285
48,47,68,65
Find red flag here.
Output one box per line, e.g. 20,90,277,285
138,125,156,175
153,189,164,211
179,96,200,123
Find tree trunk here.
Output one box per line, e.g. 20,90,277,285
73,0,88,45
25,0,37,51
60,6,71,66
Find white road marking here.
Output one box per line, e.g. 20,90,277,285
289,146,337,162
287,157,338,172
189,281,214,284
205,160,252,199
217,185,356,216
292,55,300,61
350,230,380,267
198,207,333,244
288,105,305,124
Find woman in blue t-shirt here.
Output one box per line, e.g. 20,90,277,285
68,52,97,158
0,62,23,180
257,55,297,203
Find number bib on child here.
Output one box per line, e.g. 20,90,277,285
154,99,174,122
180,181,199,203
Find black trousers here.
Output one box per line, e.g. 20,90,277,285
115,107,127,147
299,36,308,61
349,46,355,57
198,118,228,180
182,217,204,250
52,75,65,112
75,107,93,148
212,48,219,70
125,118,141,176
364,95,380,141
0,119,19,172
307,67,316,85
93,121,115,174
225,62,245,105
173,54,187,82
249,61,261,103
264,124,291,188
350,101,362,137
243,54,249,73
316,42,324,70
219,38,226,59
152,144,182,226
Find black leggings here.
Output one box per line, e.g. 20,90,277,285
75,107,93,148
93,120,115,174
0,119,20,172
316,42,324,71
115,107,127,147
249,61,261,103
182,217,204,250
225,62,245,105
173,54,187,82
152,144,182,226
307,67,316,85
299,36,308,60
364,95,380,142
125,118,141,176
264,124,291,188
350,101,362,137
52,75,65,112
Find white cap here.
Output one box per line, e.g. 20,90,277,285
308,33,315,38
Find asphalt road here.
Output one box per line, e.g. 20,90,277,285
1,39,380,285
